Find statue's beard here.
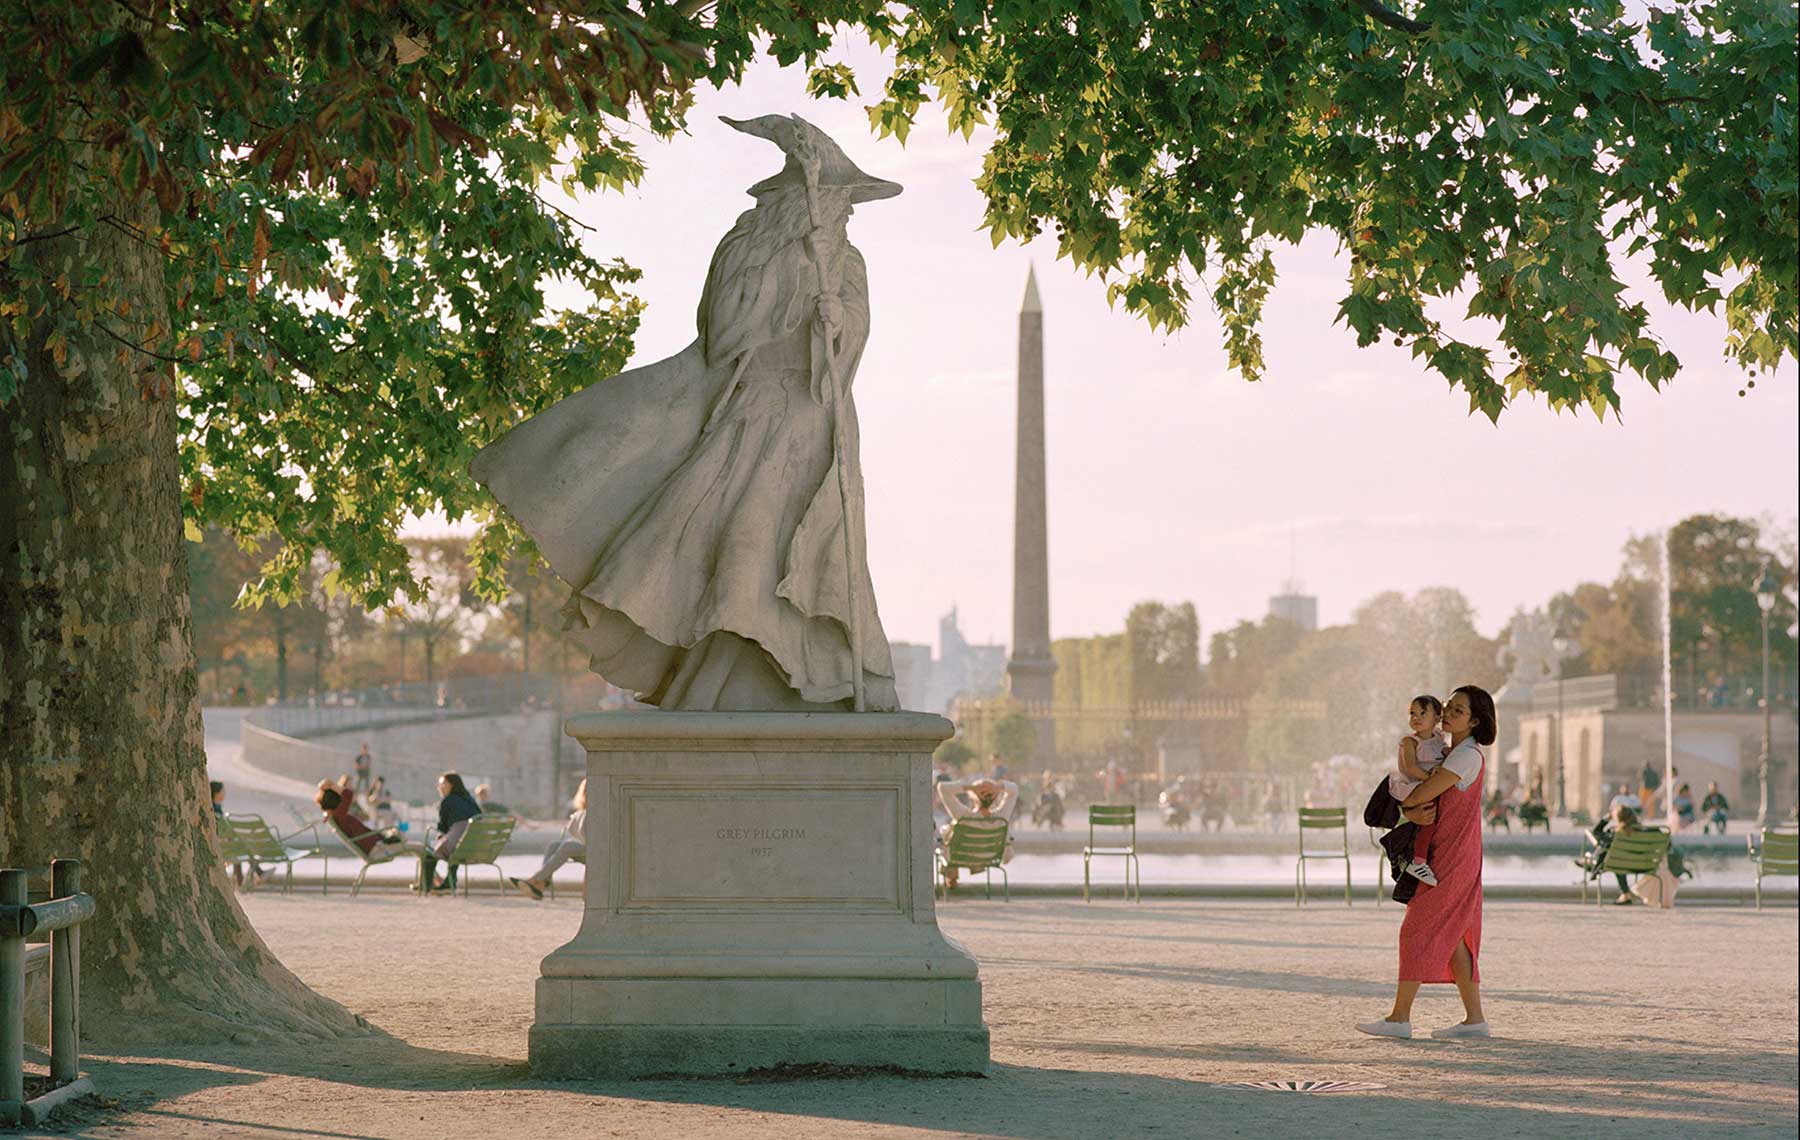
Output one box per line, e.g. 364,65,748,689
713,190,850,284
697,188,852,368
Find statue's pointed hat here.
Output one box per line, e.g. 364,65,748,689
721,113,903,203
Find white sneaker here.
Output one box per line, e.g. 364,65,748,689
1355,1019,1412,1039
1432,1021,1490,1039
1405,859,1439,886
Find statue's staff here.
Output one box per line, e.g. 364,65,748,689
793,132,867,711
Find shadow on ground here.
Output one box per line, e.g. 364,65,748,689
49,1023,1794,1140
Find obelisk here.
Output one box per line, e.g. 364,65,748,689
1006,267,1056,760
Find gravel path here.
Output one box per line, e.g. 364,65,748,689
36,894,1797,1139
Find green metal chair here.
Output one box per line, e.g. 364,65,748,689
1579,827,1671,903
1748,827,1799,910
1083,805,1139,902
1519,802,1550,833
439,815,517,896
1295,807,1350,906
935,818,1010,900
218,814,319,895
323,816,429,897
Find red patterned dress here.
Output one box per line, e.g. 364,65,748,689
1398,743,1485,983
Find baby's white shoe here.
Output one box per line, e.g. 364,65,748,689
1405,859,1439,886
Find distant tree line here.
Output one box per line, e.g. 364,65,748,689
957,512,1797,780
188,527,577,704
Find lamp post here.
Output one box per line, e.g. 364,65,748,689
1754,563,1778,828
1552,634,1572,817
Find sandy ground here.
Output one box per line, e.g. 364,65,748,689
21,894,1796,1140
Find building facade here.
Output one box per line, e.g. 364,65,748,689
892,607,1007,716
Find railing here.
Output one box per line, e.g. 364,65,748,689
0,860,96,1126
1529,674,1619,714
245,673,606,740
953,696,1329,723
237,719,492,812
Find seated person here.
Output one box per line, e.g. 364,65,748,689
1580,803,1646,906
363,776,397,827
213,780,266,888
419,771,482,893
474,783,511,816
1671,782,1696,830
317,774,365,820
511,779,588,900
936,775,1019,888
316,784,413,856
1700,783,1730,834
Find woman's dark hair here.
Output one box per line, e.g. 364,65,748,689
209,780,224,797
440,771,470,798
1452,684,1498,745
1410,694,1443,718
316,786,342,811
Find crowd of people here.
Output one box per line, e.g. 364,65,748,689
1479,767,1736,836
932,754,1295,838
211,741,574,896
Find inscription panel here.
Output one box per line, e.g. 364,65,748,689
625,788,900,908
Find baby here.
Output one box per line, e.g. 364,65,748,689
1390,694,1448,885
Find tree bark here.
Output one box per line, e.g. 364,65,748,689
0,199,359,1045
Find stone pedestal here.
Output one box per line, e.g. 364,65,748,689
529,711,989,1078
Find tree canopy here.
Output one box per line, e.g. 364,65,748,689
1544,513,1798,703
3,0,1794,612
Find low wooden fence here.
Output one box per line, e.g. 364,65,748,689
0,860,96,1126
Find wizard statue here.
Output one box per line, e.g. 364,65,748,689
471,114,900,712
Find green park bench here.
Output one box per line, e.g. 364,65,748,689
1295,807,1351,907
935,819,1010,901
438,815,518,896
1084,804,1140,903
1747,828,1798,910
218,815,320,895
322,817,429,897
1578,827,1671,904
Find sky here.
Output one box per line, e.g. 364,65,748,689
464,35,1799,656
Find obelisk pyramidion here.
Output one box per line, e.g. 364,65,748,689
1006,266,1056,760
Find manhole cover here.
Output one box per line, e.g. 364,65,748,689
1219,1080,1388,1094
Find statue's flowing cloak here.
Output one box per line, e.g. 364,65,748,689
470,201,897,709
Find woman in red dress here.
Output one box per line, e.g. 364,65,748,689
1358,684,1496,1040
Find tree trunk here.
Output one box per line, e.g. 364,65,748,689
0,200,358,1045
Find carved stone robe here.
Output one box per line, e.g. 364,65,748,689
470,200,897,711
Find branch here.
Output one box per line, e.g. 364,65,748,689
97,319,190,364
1349,0,1432,34
533,192,596,233
5,225,81,249
97,213,256,271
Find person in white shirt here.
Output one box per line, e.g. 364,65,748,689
936,775,1019,888
510,779,588,900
